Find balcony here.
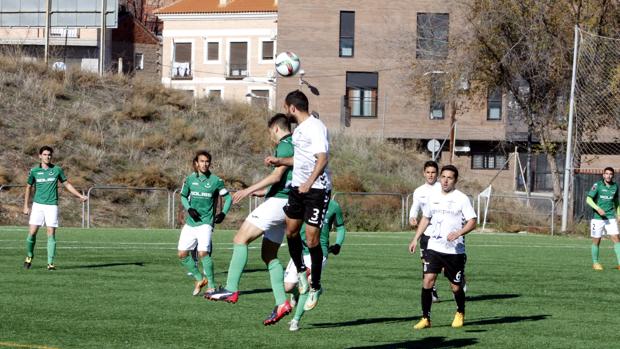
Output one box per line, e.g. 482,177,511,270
227,64,248,80
172,62,192,80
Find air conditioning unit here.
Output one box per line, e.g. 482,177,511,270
454,141,471,153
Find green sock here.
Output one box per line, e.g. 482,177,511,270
181,256,202,281
268,259,286,306
26,235,36,258
225,244,248,292
201,255,215,287
47,235,56,264
294,293,309,321
614,243,620,265
592,244,600,264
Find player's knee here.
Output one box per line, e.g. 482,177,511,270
177,251,189,259
285,283,295,292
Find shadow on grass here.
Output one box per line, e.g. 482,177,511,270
239,288,272,296
311,315,419,328
466,314,550,326
63,262,145,269
466,293,520,302
347,336,478,348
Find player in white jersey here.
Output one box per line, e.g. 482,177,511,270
409,160,442,302
409,165,476,329
266,90,332,311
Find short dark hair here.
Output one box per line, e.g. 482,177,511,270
193,150,212,164
423,160,439,172
603,167,614,174
39,146,53,155
441,164,459,181
268,113,291,131
285,90,309,112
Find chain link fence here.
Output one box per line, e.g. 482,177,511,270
477,193,557,235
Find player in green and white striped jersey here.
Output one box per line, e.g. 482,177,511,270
178,150,232,296
23,146,87,270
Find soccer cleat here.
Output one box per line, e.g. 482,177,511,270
205,287,239,303
289,319,300,331
23,256,32,269
413,317,431,330
297,270,309,295
592,263,604,271
263,300,293,326
46,264,56,271
303,287,322,311
451,312,465,328
192,279,208,296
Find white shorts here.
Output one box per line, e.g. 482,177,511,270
246,197,287,244
178,224,214,252
284,254,328,284
590,219,619,238
29,202,59,228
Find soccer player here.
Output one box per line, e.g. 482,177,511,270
409,165,476,329
178,150,231,296
409,160,442,302
207,114,295,326
587,167,620,270
22,146,87,270
267,90,332,311
284,199,346,331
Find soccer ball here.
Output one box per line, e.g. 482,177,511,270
275,51,301,77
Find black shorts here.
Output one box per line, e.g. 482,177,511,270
284,187,330,228
419,235,430,259
423,249,466,285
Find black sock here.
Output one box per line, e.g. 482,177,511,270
308,245,323,289
453,288,465,313
421,287,433,318
287,235,306,273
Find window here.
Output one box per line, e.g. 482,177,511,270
249,89,269,109
262,41,274,60
430,76,445,119
346,72,378,117
487,87,502,120
416,13,449,59
229,42,248,78
208,90,221,99
472,153,508,170
134,53,144,71
173,42,192,79
339,11,355,57
207,42,219,61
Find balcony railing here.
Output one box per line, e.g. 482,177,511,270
172,62,192,80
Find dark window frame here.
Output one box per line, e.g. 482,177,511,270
416,12,449,60
207,41,219,61
487,87,502,120
339,11,355,58
261,40,274,60
430,75,445,119
471,153,509,170
345,71,378,118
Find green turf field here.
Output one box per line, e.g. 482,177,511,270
1,227,619,349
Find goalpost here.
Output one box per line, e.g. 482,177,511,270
561,27,620,231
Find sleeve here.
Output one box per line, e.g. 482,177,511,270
217,179,232,214
309,123,329,155
277,140,294,158
587,182,598,199
180,177,191,210
421,194,432,219
26,169,35,185
461,194,477,221
409,189,421,219
57,167,67,183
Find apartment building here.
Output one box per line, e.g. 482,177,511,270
156,0,278,107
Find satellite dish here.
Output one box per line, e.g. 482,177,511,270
426,139,441,152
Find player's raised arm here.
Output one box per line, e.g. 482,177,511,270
233,165,288,204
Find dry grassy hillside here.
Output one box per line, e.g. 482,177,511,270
0,54,457,229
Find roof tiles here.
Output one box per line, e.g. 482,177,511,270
156,0,277,14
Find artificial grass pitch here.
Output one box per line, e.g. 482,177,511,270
0,227,618,348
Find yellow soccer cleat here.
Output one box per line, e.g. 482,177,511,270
413,317,431,330
452,312,465,328
592,263,604,271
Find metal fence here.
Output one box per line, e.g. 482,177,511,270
1,185,557,233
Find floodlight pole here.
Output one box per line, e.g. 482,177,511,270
99,0,107,76
561,26,580,232
44,0,51,64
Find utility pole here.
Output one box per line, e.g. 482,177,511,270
44,0,51,64
99,0,107,76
